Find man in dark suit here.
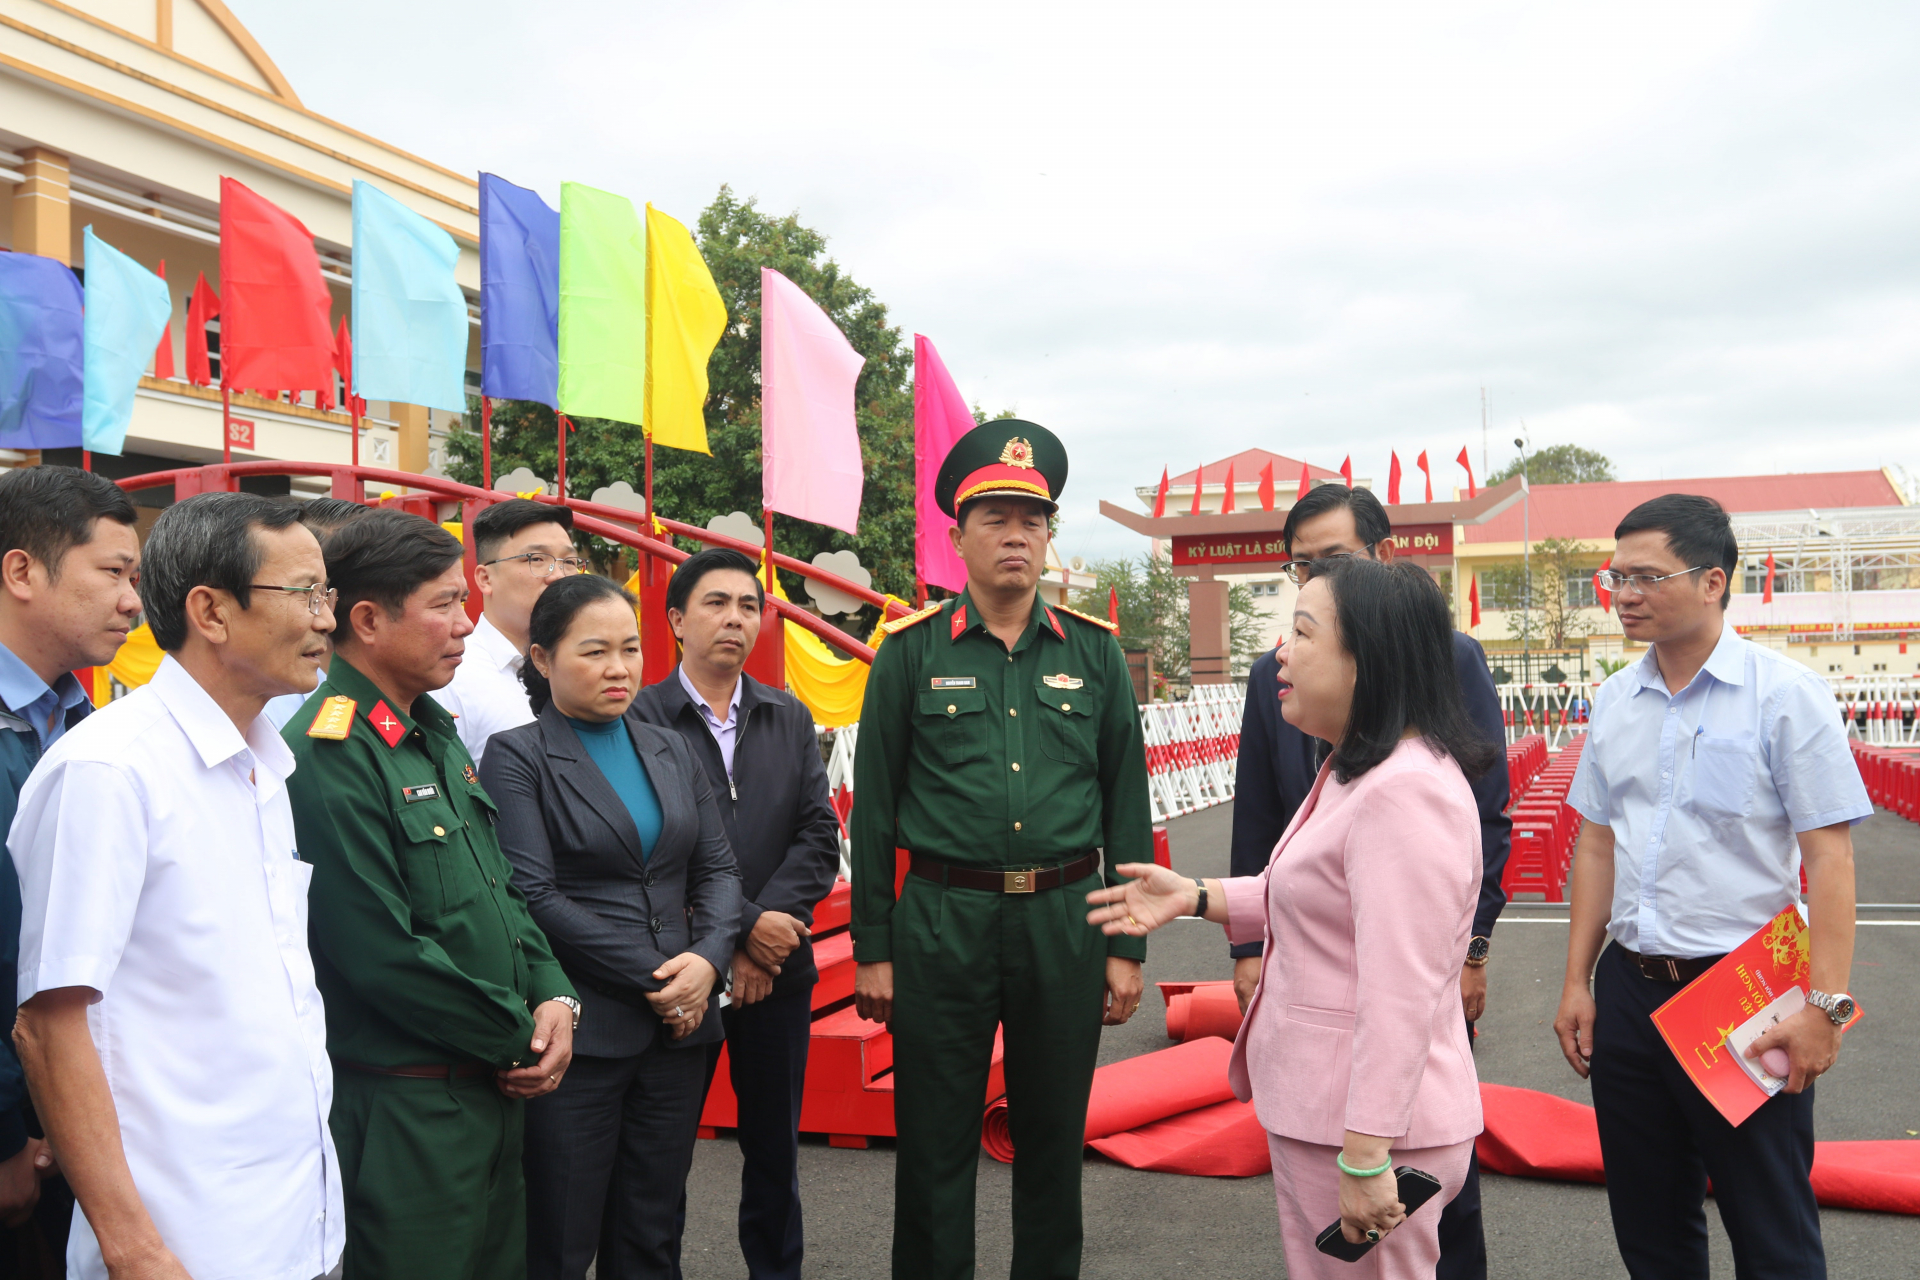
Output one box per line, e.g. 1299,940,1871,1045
1229,483,1511,1280
633,548,842,1280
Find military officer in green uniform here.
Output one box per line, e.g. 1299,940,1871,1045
283,510,580,1280
851,421,1152,1280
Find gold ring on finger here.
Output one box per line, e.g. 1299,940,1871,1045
1126,914,1139,927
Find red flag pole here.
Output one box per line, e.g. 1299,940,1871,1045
350,398,361,468
82,450,91,471
221,384,232,464
763,507,775,598
557,414,571,500
480,396,493,491
644,434,654,521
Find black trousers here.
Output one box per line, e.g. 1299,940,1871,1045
1589,943,1824,1280
1435,1020,1486,1280
524,1044,707,1280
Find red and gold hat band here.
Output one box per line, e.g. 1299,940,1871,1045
955,465,1055,506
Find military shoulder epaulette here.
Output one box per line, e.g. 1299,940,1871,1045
1057,605,1119,633
305,695,357,740
881,602,943,635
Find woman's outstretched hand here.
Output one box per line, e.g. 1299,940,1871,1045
1085,863,1199,937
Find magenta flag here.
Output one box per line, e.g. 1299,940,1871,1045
761,269,865,533
914,334,971,592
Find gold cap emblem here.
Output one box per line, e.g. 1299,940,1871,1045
999,437,1036,469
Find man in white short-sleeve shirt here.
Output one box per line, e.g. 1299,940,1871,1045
432,499,579,764
1552,494,1869,1280
12,493,343,1280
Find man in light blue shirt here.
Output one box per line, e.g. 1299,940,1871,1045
1553,494,1869,1280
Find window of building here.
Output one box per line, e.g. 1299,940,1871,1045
1565,570,1598,609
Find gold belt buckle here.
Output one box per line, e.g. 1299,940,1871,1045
1003,869,1038,893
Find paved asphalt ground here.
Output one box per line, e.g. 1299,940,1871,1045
677,805,1920,1278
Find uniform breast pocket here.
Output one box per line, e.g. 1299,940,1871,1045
1035,685,1095,766
397,804,480,920
917,689,990,765
1692,733,1759,825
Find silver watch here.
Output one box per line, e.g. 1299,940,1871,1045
1806,990,1854,1027
547,994,582,1030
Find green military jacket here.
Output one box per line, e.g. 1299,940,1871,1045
849,589,1151,964
283,656,575,1069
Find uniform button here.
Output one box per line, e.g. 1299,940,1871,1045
650,917,663,933
948,704,957,714
1014,821,1022,831
516,937,524,948
1009,708,1017,717
1011,762,1020,772
433,825,446,836
1061,703,1071,712
490,877,497,887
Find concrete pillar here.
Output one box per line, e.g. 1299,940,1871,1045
1188,577,1231,685
12,147,72,263
394,403,430,474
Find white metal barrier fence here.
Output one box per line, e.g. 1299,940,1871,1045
1495,674,1920,748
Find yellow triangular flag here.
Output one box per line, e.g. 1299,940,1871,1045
643,204,727,455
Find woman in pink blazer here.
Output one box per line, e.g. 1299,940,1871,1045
1090,558,1498,1278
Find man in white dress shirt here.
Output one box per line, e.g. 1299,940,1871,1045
433,499,579,764
1553,494,1870,1280
11,493,344,1280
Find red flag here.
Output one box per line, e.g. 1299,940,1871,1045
150,260,175,381
218,177,336,396
1594,556,1613,610
1297,459,1312,506
333,317,355,406
1763,552,1776,604
1339,456,1353,488
1416,450,1433,502
1388,452,1403,504
1190,464,1204,516
1153,467,1169,519
1469,574,1481,628
1258,461,1274,511
1221,463,1236,514
1108,585,1120,626
1457,446,1476,499
185,272,220,387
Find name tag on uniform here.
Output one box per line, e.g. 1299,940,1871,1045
930,677,976,689
401,784,440,804
1043,673,1084,689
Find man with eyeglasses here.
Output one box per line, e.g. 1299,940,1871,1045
435,499,581,765
1554,495,1868,1279
1228,482,1511,1280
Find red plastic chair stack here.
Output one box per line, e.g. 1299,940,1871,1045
1502,734,1587,903
1852,740,1920,822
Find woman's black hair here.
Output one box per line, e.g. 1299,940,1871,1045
1314,557,1501,784
518,574,638,714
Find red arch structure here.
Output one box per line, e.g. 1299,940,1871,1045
118,461,904,688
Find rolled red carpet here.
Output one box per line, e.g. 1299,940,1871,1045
981,1037,1236,1162
1164,982,1245,1042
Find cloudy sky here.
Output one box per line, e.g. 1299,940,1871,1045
235,0,1920,563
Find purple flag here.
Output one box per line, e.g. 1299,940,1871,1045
914,335,972,592
480,174,560,406
0,253,83,449
762,269,864,533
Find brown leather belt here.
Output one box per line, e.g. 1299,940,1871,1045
1617,946,1725,985
909,851,1100,894
335,1060,492,1080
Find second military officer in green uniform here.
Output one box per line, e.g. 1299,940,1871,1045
851,421,1153,1280
284,510,580,1280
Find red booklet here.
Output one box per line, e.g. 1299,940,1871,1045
1648,906,1862,1127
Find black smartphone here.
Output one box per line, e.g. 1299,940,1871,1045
1313,1166,1446,1262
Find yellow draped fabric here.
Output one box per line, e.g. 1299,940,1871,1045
105,622,165,692
643,205,726,455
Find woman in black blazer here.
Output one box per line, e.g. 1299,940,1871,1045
479,575,743,1280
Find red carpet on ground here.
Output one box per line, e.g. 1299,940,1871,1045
981,1038,1237,1163
1161,981,1245,1042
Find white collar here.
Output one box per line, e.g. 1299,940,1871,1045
471,614,526,673
675,663,741,725
148,655,296,798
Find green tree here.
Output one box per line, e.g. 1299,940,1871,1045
448,184,920,621
1487,444,1617,487
1078,557,1268,689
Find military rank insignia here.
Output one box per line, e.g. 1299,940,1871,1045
367,700,408,749
1043,673,1085,690
305,695,356,740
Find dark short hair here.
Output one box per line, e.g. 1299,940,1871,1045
298,497,369,539
324,509,464,623
139,493,305,652
474,498,573,563
1314,557,1500,785
667,547,764,615
0,466,137,583
1281,483,1392,557
1613,494,1738,610
519,574,637,714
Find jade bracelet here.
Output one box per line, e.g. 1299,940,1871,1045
1335,1152,1394,1178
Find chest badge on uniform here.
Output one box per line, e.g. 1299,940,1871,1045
305,695,356,740
367,700,408,749
401,784,440,804
930,677,976,689
463,764,480,786
1043,673,1084,690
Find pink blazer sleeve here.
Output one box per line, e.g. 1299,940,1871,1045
1221,873,1268,947
1342,767,1478,1138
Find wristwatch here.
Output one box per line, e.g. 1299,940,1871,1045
1806,990,1855,1027
547,994,582,1030
1187,878,1209,919
1464,936,1491,968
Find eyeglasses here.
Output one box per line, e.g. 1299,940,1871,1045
482,551,588,578
1280,547,1375,586
249,582,338,615
1593,567,1708,596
